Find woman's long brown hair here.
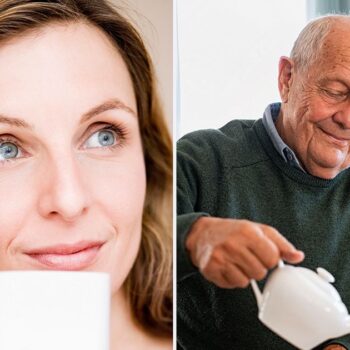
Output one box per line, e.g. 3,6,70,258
0,0,172,336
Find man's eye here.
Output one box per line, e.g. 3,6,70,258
325,90,348,100
84,129,117,149
0,142,20,160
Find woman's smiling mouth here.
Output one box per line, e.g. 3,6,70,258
25,241,105,270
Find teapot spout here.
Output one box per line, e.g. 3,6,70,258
250,280,263,308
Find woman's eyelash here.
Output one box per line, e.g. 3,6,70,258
93,123,129,148
0,136,23,156
0,122,129,165
0,136,23,166
0,135,21,147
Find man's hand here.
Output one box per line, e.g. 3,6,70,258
323,345,347,350
186,217,304,288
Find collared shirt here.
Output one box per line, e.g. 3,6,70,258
262,103,305,172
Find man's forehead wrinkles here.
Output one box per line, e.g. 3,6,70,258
312,45,350,76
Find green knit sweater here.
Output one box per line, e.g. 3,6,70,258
177,118,350,350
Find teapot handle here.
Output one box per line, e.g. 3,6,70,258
250,260,285,308
250,280,263,307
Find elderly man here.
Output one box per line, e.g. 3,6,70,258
177,15,350,350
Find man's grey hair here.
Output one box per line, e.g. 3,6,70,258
290,15,350,72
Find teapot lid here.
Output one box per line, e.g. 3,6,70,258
282,264,341,302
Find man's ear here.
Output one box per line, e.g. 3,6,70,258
278,56,294,103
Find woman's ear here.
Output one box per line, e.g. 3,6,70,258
278,56,294,103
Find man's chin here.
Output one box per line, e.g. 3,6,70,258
306,160,347,180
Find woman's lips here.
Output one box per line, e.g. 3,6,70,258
25,241,104,271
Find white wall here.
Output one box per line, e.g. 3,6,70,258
111,0,172,127
177,0,307,137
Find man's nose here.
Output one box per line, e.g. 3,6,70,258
37,154,90,222
333,104,350,129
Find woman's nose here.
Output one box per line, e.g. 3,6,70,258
37,155,90,222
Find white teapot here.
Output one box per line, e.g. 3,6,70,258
251,261,350,350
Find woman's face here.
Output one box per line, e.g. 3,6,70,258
0,22,146,292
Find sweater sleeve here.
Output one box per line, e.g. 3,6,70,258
317,336,350,349
177,136,210,281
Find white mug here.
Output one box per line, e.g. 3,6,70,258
0,271,110,350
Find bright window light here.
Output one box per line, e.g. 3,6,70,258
177,0,307,137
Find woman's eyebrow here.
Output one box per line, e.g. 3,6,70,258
0,99,136,130
0,115,33,129
80,98,136,124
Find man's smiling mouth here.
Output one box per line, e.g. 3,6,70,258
318,127,350,147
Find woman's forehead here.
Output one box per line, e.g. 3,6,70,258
0,21,136,127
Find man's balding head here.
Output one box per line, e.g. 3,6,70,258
290,15,350,73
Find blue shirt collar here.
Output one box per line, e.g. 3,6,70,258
262,103,305,172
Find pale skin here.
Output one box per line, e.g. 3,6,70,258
186,19,350,350
0,22,170,349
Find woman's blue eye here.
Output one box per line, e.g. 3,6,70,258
85,129,116,149
0,142,19,160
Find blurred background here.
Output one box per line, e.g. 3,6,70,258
111,0,172,128
176,0,350,138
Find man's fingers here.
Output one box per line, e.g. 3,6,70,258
260,224,295,252
204,246,268,287
187,217,305,290
224,246,268,281
221,264,249,288
204,261,249,289
282,249,305,263
246,230,280,269
260,224,304,264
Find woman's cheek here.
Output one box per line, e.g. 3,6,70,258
81,157,146,292
0,165,37,267
81,153,146,220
